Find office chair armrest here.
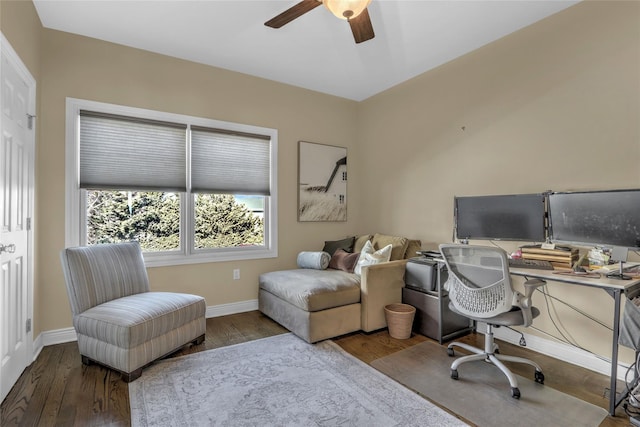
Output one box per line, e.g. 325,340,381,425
523,278,546,304
515,279,545,327
518,279,547,309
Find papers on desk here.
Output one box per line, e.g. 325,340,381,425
625,264,640,279
591,263,640,278
590,265,620,274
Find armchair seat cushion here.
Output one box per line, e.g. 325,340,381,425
259,269,361,312
74,292,206,349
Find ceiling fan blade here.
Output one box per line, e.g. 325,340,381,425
349,8,375,44
265,0,322,29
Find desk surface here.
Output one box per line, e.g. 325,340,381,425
510,267,640,293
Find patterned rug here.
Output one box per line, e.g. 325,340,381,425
129,333,467,426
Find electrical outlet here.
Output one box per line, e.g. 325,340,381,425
233,269,240,280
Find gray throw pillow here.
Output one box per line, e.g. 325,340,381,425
322,236,355,256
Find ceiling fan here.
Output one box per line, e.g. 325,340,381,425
264,0,375,44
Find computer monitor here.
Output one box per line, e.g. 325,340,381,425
548,189,640,279
454,193,546,242
547,189,640,250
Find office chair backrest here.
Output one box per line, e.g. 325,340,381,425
439,244,515,318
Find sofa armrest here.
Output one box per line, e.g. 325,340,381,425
360,259,408,332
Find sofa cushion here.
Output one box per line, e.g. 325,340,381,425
354,240,392,275
372,233,409,261
353,235,372,253
329,249,360,273
259,269,361,312
73,291,206,349
405,239,422,259
322,236,355,256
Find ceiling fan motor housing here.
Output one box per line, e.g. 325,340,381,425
323,0,372,20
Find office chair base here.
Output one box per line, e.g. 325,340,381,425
447,325,544,398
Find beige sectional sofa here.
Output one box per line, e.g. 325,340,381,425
259,234,421,343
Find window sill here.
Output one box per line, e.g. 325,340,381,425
142,247,278,268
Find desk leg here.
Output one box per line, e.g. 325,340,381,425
610,289,621,416
437,265,443,344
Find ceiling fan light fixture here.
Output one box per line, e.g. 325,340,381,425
323,0,371,20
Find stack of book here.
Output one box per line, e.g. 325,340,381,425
520,246,579,270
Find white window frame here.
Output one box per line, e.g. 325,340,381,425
65,98,278,267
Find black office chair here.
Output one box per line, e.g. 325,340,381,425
439,244,546,399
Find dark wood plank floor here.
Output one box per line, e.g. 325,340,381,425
0,311,633,426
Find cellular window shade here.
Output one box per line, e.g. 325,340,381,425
79,111,187,191
191,127,271,196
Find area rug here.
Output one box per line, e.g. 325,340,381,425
129,333,467,426
371,340,608,427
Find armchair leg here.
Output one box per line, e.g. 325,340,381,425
123,368,143,383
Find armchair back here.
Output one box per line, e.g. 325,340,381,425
60,241,150,315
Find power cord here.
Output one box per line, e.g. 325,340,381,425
622,353,640,420
626,354,640,407
504,325,527,346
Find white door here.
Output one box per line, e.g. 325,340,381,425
0,35,35,403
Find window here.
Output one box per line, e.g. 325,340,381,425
66,98,278,266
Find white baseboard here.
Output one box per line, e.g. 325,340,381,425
484,323,631,381
32,333,43,363
39,326,78,347
205,299,259,318
34,299,260,348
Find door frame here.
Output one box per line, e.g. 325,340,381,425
1,32,36,371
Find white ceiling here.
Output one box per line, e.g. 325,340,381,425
32,0,580,101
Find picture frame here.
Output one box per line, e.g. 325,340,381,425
298,141,347,222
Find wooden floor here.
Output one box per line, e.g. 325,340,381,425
0,311,634,426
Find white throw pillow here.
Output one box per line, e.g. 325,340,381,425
354,240,393,275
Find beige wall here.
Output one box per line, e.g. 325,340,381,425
1,0,41,77
3,1,640,364
37,30,361,334
358,1,640,361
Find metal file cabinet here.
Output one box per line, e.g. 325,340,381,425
402,257,472,343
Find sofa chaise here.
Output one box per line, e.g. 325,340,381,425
259,233,421,343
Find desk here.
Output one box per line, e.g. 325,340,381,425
510,267,640,416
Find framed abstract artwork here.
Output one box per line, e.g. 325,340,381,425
298,141,347,222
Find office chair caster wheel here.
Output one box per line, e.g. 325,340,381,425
447,348,455,357
534,370,545,384
511,387,521,399
450,369,459,380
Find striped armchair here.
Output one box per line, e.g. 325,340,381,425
60,241,206,382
